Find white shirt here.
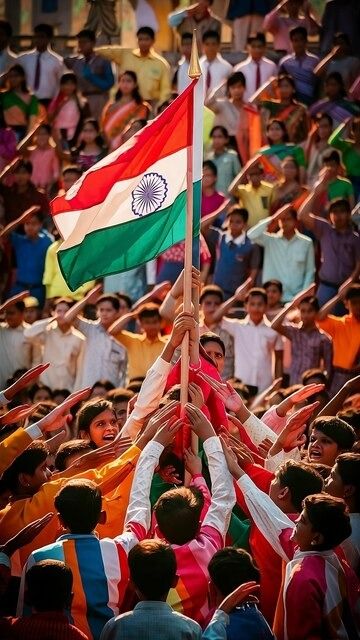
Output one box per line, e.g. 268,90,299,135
234,55,277,102
0,322,32,388
176,56,191,94
24,318,85,391
74,318,127,389
221,315,283,392
200,54,233,97
18,47,64,100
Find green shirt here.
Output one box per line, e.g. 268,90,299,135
206,149,241,195
329,125,360,177
327,176,354,201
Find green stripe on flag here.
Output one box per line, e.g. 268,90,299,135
58,181,202,291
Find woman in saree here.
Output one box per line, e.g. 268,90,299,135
0,64,40,142
101,70,150,151
255,118,306,183
269,156,309,213
256,73,309,144
309,71,360,128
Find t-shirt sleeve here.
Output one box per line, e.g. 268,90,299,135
311,216,329,239
221,317,239,338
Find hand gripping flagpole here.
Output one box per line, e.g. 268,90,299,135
180,31,203,465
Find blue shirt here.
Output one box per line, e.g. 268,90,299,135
279,51,319,105
203,604,275,640
213,231,260,297
11,231,52,285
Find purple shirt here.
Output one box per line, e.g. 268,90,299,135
282,323,333,385
312,217,360,285
279,51,319,105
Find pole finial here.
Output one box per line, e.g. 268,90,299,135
188,29,202,79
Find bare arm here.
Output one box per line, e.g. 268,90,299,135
0,205,40,239
317,276,354,320
211,277,252,324
63,283,102,325
108,311,137,336
318,374,360,417
274,350,283,380
271,283,316,335
200,198,230,232
229,156,261,197
159,267,200,321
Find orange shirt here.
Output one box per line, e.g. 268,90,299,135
317,314,360,369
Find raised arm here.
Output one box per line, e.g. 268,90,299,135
63,283,102,325
298,169,331,229
159,267,200,321
318,374,360,417
228,156,261,197
211,277,252,324
313,46,339,76
271,283,316,336
316,276,355,320
94,46,123,66
0,206,40,239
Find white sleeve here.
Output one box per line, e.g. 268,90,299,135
123,440,164,534
145,260,157,286
264,447,302,473
121,356,172,440
203,436,235,537
23,318,51,339
25,424,42,440
202,610,229,640
242,413,277,447
237,474,294,562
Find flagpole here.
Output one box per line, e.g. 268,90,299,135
181,32,202,459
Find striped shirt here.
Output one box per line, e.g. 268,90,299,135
279,52,319,105
280,323,333,385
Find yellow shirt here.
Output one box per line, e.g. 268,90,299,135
0,445,140,570
237,181,273,228
114,330,168,381
317,314,360,369
95,46,171,104
43,240,95,300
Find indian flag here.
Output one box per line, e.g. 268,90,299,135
51,79,203,291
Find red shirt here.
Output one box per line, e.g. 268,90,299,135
4,612,88,640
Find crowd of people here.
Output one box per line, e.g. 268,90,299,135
0,1,360,639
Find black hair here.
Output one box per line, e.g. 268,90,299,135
106,387,135,403
8,300,26,313
63,165,83,178
199,284,224,305
263,279,283,294
248,32,266,45
199,332,226,356
227,71,246,91
345,284,360,301
0,20,12,38
137,26,155,39
208,547,259,596
325,71,346,97
60,72,77,86
55,439,92,472
181,32,193,43
128,540,176,599
7,64,29,93
302,368,328,386
26,560,73,611
154,486,203,544
303,493,351,550
91,379,115,394
336,453,360,512
1,441,48,493
115,70,143,104
202,29,220,44
55,479,102,533
328,198,351,214
277,460,324,512
299,296,320,312
266,118,289,144
28,383,52,402
245,287,267,305
14,158,33,174
311,416,356,451
315,112,333,127
34,23,53,39
37,123,52,136
322,149,341,165
77,117,105,152
277,73,296,91
96,293,120,311
77,28,96,42
210,125,229,138
227,205,249,223
289,26,308,40
137,303,161,321
203,159,217,176
117,292,132,308
77,398,115,438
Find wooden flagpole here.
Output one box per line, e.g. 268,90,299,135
180,31,202,437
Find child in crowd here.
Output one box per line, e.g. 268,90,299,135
108,303,168,381
206,125,241,195
213,206,260,300
25,123,60,195
211,284,284,394
199,285,234,380
263,279,283,320
271,285,333,384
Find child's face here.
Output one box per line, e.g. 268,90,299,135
5,306,24,328
308,428,340,467
299,301,317,327
317,117,332,141
24,216,42,239
290,33,307,56
323,160,338,180
113,400,129,428
267,121,285,144
245,295,266,324
329,207,350,231
96,301,118,328
119,73,136,95
278,79,294,101
228,214,245,238
140,316,161,340
249,40,265,62
24,306,39,324
211,129,228,152
54,302,71,327
202,166,217,189
61,80,77,96
291,508,316,550
324,463,344,499
36,128,50,148
137,33,154,55
228,81,245,101
63,171,80,193
247,166,263,187
279,211,296,235
265,285,281,308
180,39,192,59
87,409,119,448
81,123,97,144
202,37,219,59
200,294,222,324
